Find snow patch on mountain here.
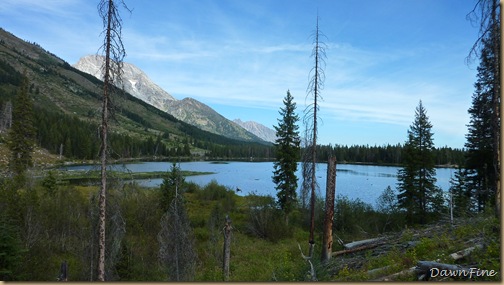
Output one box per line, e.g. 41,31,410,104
73,55,176,111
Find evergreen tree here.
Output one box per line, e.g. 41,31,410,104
160,163,185,212
465,26,499,213
466,0,500,218
0,219,23,281
272,90,300,223
449,167,472,217
8,74,35,178
157,164,196,281
397,101,442,224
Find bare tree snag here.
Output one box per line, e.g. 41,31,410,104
298,15,327,279
303,13,327,247
321,156,336,262
297,243,317,281
97,0,129,281
223,215,232,281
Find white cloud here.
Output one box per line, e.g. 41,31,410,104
1,0,84,17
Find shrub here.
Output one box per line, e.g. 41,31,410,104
195,180,236,212
333,196,375,237
185,181,200,194
245,194,292,242
198,180,229,200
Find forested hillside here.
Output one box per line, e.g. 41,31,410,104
0,28,272,161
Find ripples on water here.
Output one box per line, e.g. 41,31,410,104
60,161,454,208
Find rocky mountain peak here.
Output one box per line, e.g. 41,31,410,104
73,55,265,143
73,55,176,110
233,119,277,143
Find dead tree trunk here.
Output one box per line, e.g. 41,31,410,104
449,244,484,261
97,2,113,278
223,215,232,281
321,156,336,262
96,0,128,280
57,260,68,281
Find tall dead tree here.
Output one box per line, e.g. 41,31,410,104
302,14,327,259
97,0,129,281
321,156,336,262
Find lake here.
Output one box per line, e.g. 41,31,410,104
60,161,455,208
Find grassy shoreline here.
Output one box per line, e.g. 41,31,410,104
53,169,214,184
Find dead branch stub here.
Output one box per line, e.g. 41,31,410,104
222,215,232,281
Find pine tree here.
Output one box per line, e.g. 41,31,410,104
397,101,442,225
158,164,197,281
465,0,500,218
272,90,300,224
449,167,472,217
465,25,499,213
160,162,185,212
8,74,35,178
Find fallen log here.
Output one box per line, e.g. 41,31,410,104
371,266,416,281
366,265,392,278
415,261,475,281
449,244,484,261
344,237,384,249
331,241,384,257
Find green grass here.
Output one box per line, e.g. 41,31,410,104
53,169,214,184
2,169,500,282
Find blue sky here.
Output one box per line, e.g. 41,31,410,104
1,0,480,148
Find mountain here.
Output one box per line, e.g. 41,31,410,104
233,119,277,143
73,55,176,111
73,55,263,143
165,98,260,141
0,28,270,160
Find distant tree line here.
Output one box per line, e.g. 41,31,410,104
314,144,465,166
